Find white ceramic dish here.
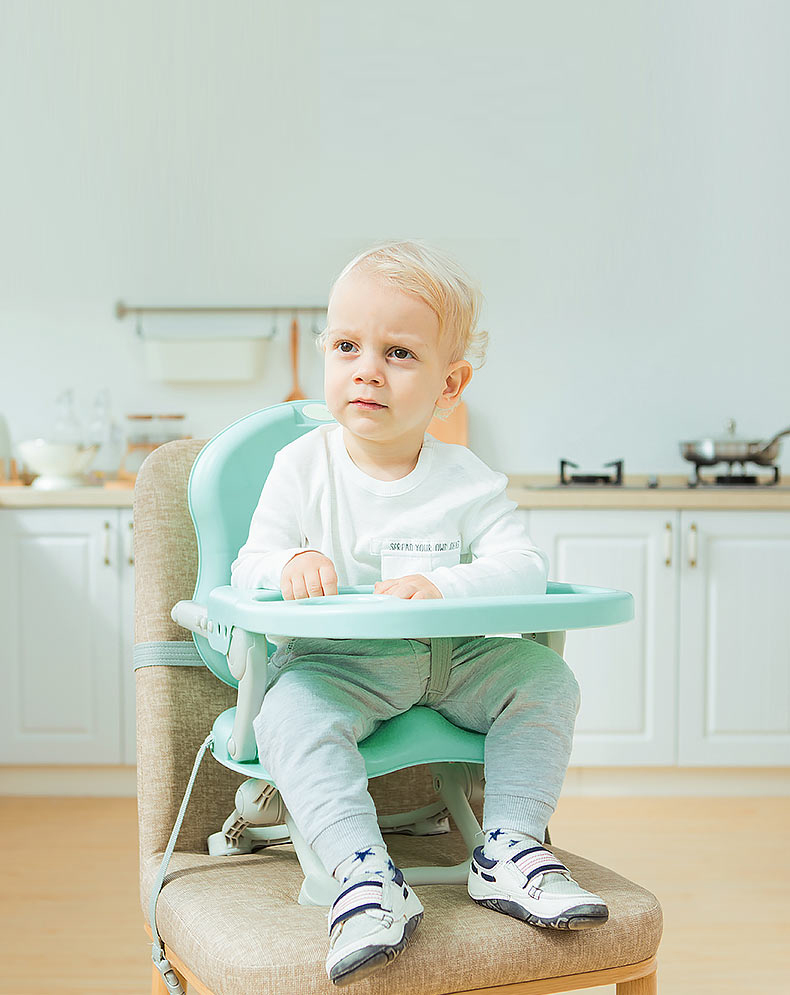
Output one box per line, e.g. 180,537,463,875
16,439,99,489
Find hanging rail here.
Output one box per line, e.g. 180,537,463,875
115,302,326,319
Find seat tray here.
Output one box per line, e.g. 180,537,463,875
209,581,632,639
193,581,633,686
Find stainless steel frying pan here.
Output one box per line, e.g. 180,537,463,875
680,420,790,467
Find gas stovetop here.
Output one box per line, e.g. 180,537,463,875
555,458,782,488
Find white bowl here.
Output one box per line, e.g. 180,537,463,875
17,439,99,489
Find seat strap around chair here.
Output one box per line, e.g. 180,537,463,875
149,732,214,995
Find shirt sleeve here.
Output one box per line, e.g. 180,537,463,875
230,451,320,590
419,474,549,599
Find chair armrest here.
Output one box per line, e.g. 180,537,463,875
226,629,270,762
171,599,208,633
170,601,268,762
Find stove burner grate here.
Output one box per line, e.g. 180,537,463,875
560,459,623,486
690,463,780,487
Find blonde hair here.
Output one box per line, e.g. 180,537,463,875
319,239,488,368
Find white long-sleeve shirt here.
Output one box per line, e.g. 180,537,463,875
230,424,549,598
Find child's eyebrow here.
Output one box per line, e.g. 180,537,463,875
328,327,425,346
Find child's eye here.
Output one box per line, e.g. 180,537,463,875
390,347,413,360
336,341,356,353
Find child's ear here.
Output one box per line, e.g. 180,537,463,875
437,360,473,408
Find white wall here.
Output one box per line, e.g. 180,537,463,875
1,0,788,475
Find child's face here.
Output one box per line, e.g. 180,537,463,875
323,268,469,450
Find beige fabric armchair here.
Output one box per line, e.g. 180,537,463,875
135,439,662,995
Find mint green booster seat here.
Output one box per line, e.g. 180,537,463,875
169,400,634,909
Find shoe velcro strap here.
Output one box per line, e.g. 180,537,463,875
512,846,569,883
329,879,385,932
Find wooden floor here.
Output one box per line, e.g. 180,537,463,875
0,795,787,994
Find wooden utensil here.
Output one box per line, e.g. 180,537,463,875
428,401,468,446
284,317,306,401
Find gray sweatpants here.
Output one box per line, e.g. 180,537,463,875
253,635,580,875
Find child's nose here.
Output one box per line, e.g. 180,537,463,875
353,358,384,384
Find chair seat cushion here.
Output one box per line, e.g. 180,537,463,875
143,831,662,995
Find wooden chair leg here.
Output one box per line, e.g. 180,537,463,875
617,968,657,994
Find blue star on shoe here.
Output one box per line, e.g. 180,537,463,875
352,848,375,864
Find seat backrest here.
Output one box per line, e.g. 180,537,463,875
188,399,335,684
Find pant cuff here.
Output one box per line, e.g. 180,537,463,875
483,793,554,843
310,813,385,875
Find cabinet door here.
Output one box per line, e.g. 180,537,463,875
120,510,136,765
678,510,790,765
0,509,122,763
529,510,678,765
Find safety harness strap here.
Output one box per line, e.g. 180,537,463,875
149,733,214,995
426,637,453,703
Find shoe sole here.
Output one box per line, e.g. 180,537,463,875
329,912,423,987
472,897,609,930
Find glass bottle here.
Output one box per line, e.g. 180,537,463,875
52,390,83,445
88,389,124,479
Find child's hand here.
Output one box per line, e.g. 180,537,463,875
281,551,338,600
374,575,443,600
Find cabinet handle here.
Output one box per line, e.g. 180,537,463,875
688,522,698,568
125,520,134,566
103,520,111,566
663,521,672,566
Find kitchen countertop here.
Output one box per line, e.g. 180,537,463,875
0,485,134,507
2,475,790,510
506,474,790,510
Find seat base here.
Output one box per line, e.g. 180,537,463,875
207,760,486,906
208,704,488,905
150,926,658,995
150,937,658,995
210,703,486,778
143,841,662,995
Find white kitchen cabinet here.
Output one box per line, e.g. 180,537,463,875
528,507,790,767
0,507,135,765
677,511,790,766
527,510,678,765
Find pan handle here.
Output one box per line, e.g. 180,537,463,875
755,426,790,455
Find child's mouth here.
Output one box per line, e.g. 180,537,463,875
351,400,386,410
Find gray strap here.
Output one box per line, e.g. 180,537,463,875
134,641,204,670
426,637,453,703
149,732,213,995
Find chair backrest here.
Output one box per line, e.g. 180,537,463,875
188,400,335,685
134,434,439,859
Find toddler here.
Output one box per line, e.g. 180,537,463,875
231,240,607,987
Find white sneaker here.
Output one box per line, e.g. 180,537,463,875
326,862,423,986
468,836,608,930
